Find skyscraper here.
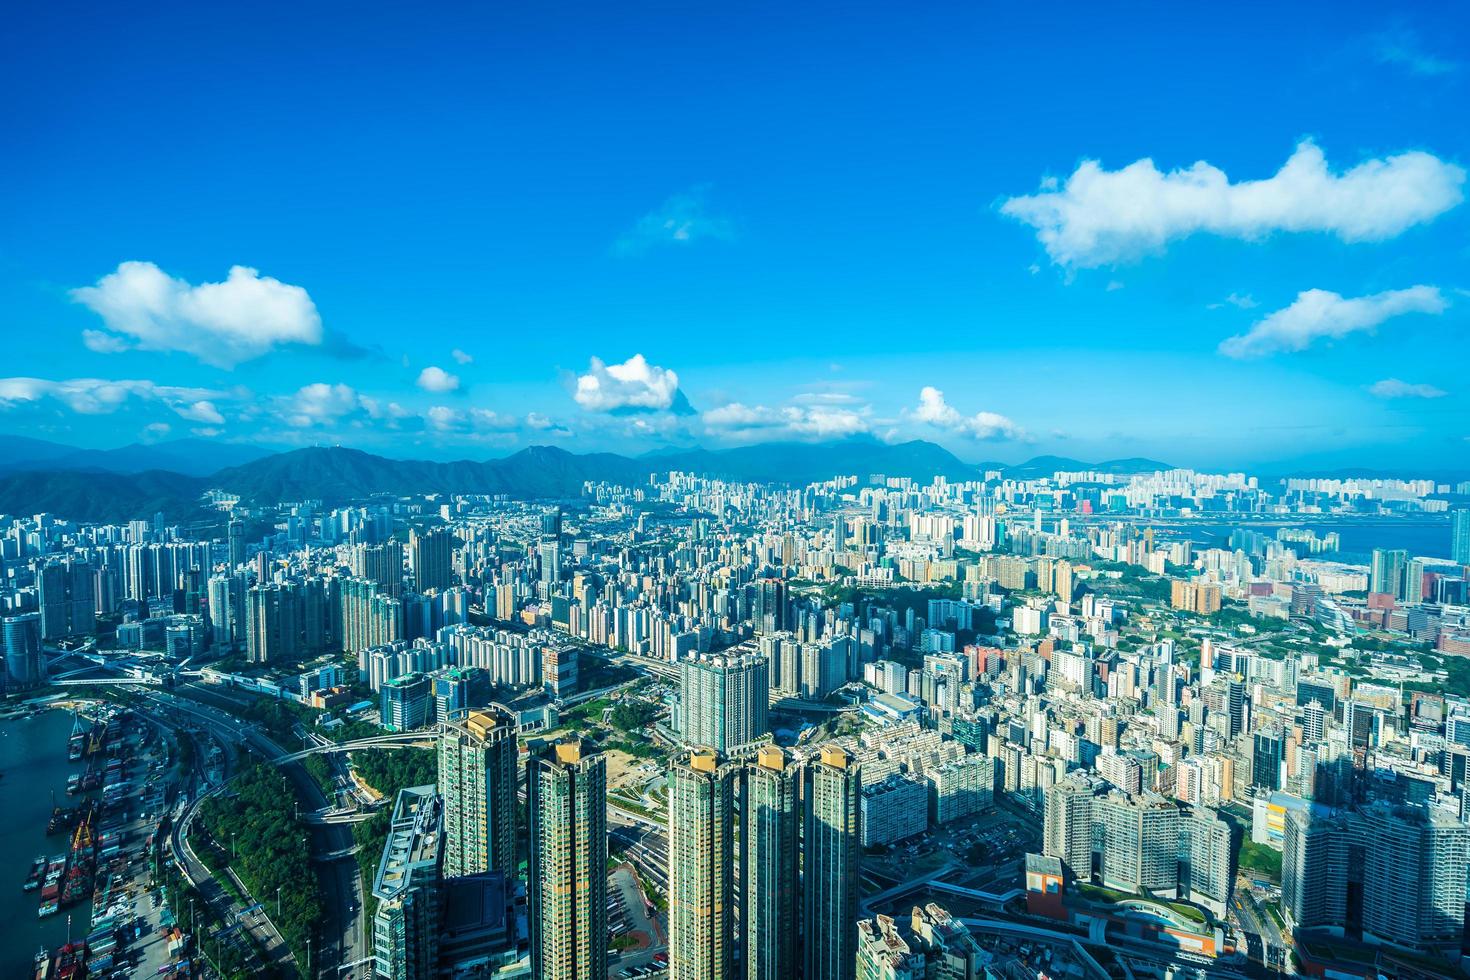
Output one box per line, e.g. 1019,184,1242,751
1284,802,1470,951
803,746,861,980
1370,548,1409,600
439,706,518,881
371,786,443,980
37,559,96,640
410,527,455,594
2,612,43,690
1453,509,1470,566
227,516,246,570
668,750,737,980
742,745,799,980
679,651,770,754
528,739,608,980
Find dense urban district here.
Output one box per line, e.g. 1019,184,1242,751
5,447,1470,980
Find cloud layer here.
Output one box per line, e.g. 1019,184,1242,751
1368,378,1447,399
1219,286,1447,358
574,354,683,412
1002,141,1465,268
0,376,234,424
73,262,324,368
913,387,1024,440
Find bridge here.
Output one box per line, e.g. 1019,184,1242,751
53,676,164,687
272,732,435,764
304,808,379,826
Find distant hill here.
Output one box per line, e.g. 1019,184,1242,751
0,437,986,520
209,438,978,504
0,468,208,523
0,437,275,477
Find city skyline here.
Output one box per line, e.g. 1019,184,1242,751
4,3,1469,471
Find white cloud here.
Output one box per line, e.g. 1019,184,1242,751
417,365,460,393
0,376,236,423
1208,292,1259,310
451,348,473,365
574,354,681,412
614,185,733,256
912,387,1024,440
1219,285,1447,358
72,261,323,368
702,402,871,440
281,382,369,427
1376,29,1459,77
1001,140,1465,268
1368,378,1447,399
179,400,226,424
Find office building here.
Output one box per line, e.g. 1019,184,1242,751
668,751,737,980
679,650,770,754
381,672,432,732
439,707,518,880
528,739,608,980
1453,509,1470,566
2,612,43,690
803,746,861,980
371,786,443,980
741,746,798,980
1370,548,1409,600
227,517,246,570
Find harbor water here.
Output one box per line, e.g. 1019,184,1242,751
0,706,93,977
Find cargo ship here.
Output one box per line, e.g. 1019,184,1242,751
24,854,46,891
39,852,66,905
32,948,50,980
51,941,87,980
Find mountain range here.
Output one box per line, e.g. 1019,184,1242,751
0,436,1179,523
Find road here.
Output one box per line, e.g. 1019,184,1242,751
126,696,299,972
140,685,368,978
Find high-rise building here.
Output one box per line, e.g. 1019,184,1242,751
528,739,608,980
381,672,432,731
1453,509,1470,566
37,559,96,640
1370,548,1409,600
227,517,246,570
803,746,861,980
679,651,770,754
245,582,301,664
439,707,518,881
371,786,443,980
410,527,455,594
1042,773,1233,914
2,612,43,690
353,540,406,598
742,746,798,980
668,750,737,980
1284,802,1470,951
1252,730,1283,791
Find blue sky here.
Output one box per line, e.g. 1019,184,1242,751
2,2,1468,472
